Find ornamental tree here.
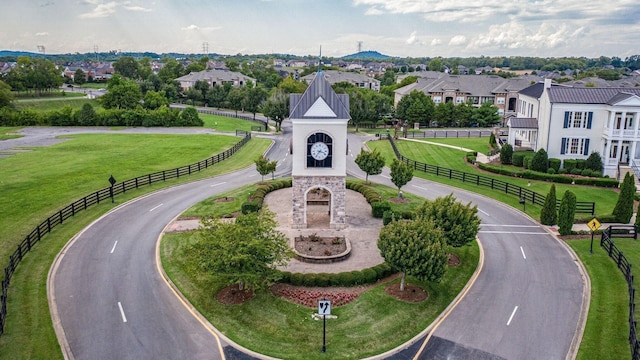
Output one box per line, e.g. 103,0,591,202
355,149,385,184
500,143,513,165
255,155,277,181
531,148,549,173
558,190,577,235
540,184,557,225
187,207,292,291
390,158,413,198
613,172,636,223
415,194,481,247
377,218,448,291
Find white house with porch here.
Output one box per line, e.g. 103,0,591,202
509,79,640,178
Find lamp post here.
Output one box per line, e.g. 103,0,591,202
519,197,526,212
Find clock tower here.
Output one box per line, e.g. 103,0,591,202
289,69,350,229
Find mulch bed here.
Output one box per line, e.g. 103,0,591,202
384,283,428,303
216,283,255,305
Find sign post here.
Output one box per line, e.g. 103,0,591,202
587,218,601,254
318,299,331,353
108,175,117,203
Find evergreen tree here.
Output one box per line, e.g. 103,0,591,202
558,190,576,235
531,148,549,173
540,184,557,225
613,172,636,223
500,143,513,165
585,152,603,172
390,158,414,197
415,194,481,247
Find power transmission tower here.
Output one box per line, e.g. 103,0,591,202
202,42,209,56
357,41,363,53
37,45,45,55
94,45,99,61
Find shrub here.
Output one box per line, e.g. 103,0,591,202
558,168,567,174
540,184,557,225
547,168,556,175
558,190,577,235
500,143,513,165
572,177,619,187
613,172,636,223
580,169,592,177
415,194,481,247
576,159,586,170
371,201,391,218
570,168,582,175
466,154,476,164
512,153,525,167
489,133,497,148
549,158,561,172
241,200,261,214
530,149,549,173
563,159,577,172
524,156,534,169
585,152,603,172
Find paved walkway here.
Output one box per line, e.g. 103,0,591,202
166,187,385,273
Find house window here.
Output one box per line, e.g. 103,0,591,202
563,111,593,129
561,137,590,155
433,96,442,104
456,96,465,103
496,97,505,104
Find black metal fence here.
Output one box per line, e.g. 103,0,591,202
0,132,252,336
170,105,268,131
600,225,640,360
386,135,595,214
378,129,507,139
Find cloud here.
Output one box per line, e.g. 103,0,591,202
364,6,383,15
405,31,419,45
430,38,442,46
35,32,49,37
468,21,588,51
122,5,152,12
449,35,467,46
181,24,221,32
79,1,119,18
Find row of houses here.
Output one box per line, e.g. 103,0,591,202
507,79,640,179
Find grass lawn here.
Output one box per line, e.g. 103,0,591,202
0,127,23,140
567,238,629,360
200,113,262,133
366,139,618,221
0,134,271,359
608,237,640,323
411,137,494,155
161,218,479,360
14,97,100,112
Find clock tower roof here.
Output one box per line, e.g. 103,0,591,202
289,71,351,120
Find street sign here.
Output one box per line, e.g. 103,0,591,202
318,300,331,315
587,218,601,232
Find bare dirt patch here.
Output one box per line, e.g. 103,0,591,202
388,197,410,204
448,253,461,267
214,196,235,203
384,283,428,303
216,284,255,305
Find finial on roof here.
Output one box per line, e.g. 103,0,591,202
318,45,322,73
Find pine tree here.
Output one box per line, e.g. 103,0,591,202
500,143,513,165
613,172,636,223
558,190,576,236
540,184,557,225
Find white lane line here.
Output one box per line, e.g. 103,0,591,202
118,302,128,323
507,306,519,326
479,231,548,235
110,241,118,254
520,246,527,259
381,175,391,179
411,185,428,191
478,208,490,216
481,224,541,228
210,182,226,187
149,204,163,212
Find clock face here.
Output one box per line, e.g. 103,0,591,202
310,142,329,160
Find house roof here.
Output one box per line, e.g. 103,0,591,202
547,87,640,104
518,82,546,98
300,70,379,85
289,70,351,120
508,118,538,128
394,74,539,97
175,69,254,83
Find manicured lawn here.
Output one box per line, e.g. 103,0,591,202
609,237,640,322
567,238,629,360
0,127,23,140
0,134,271,359
14,97,100,112
161,216,479,359
411,137,494,154
200,113,264,133
366,139,618,221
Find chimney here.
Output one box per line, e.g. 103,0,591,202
544,78,552,89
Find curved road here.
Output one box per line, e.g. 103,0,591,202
50,123,585,359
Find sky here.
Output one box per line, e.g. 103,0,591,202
1,0,639,59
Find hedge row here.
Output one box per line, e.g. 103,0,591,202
346,179,383,205
477,162,619,188
382,209,416,226
279,262,395,287
0,106,204,127
241,178,293,214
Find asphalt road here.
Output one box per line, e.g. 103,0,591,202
50,124,585,359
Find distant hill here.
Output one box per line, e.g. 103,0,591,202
341,51,391,60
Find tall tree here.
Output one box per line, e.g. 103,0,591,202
472,101,501,127
0,80,14,109
99,74,142,110
187,208,292,291
500,143,513,165
73,68,86,85
390,158,413,197
76,103,96,126
613,172,636,223
355,148,385,184
113,56,140,79
415,194,481,247
540,184,557,225
261,88,289,132
242,85,267,120
255,155,277,181
226,87,245,115
378,218,448,291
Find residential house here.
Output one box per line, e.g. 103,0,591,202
175,69,255,91
301,70,381,92
509,79,640,178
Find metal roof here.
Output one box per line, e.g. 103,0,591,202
289,71,351,119
508,118,538,128
547,87,640,104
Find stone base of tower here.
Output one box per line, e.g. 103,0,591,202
292,175,346,230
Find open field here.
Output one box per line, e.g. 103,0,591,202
14,97,100,112
200,113,259,133
0,133,271,358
